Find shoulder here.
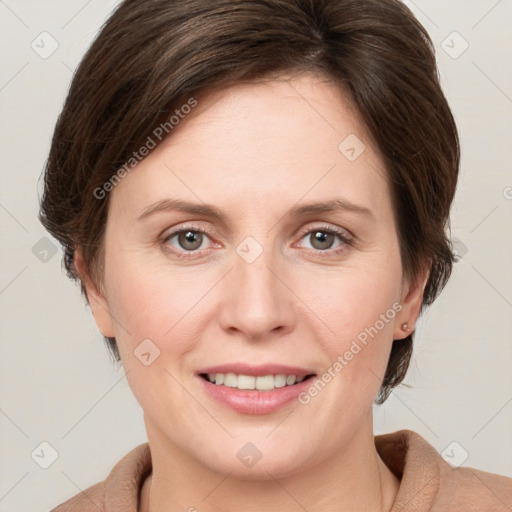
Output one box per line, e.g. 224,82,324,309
436,463,512,511
50,481,105,512
50,443,152,512
375,429,512,512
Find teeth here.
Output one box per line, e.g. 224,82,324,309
274,374,287,388
286,375,296,385
238,375,256,390
224,373,238,388
205,373,307,391
256,375,274,391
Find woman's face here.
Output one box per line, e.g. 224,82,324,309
81,73,424,478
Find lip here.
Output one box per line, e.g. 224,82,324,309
196,363,316,415
197,363,315,378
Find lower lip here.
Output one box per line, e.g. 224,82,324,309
198,376,314,415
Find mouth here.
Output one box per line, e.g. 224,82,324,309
196,364,317,414
199,372,316,391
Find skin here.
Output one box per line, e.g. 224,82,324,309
75,72,428,511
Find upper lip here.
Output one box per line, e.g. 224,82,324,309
197,363,316,378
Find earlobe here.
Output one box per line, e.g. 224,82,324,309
74,249,116,338
400,322,411,333
394,266,430,340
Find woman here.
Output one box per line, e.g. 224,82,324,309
40,0,511,510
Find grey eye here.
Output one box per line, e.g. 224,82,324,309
175,230,205,251
308,231,336,250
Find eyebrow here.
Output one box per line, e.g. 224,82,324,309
137,197,374,222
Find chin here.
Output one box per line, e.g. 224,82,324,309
190,431,314,481
207,449,310,481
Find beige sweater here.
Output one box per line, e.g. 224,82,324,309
51,430,511,511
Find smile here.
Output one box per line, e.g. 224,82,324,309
200,372,315,391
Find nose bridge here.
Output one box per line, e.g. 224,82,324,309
219,234,295,338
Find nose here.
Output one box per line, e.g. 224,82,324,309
217,242,297,342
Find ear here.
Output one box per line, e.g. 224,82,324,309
393,264,430,340
74,248,116,338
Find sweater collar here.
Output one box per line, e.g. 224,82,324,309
103,429,441,511
375,429,440,511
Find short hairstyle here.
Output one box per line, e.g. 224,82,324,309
39,0,459,404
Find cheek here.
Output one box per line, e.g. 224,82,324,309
102,259,201,415
301,256,402,395
101,250,202,360
300,258,401,343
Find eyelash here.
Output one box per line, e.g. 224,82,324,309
161,223,353,260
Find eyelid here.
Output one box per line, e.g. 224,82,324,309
162,221,353,240
160,222,216,240
295,223,353,242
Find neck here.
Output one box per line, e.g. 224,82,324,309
140,418,399,512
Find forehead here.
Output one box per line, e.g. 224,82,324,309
110,73,390,221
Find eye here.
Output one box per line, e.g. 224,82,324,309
161,223,353,259
172,230,204,251
295,225,352,256
162,225,215,258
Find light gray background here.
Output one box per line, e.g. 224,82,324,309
1,0,511,510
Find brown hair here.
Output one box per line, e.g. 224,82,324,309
39,0,459,403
